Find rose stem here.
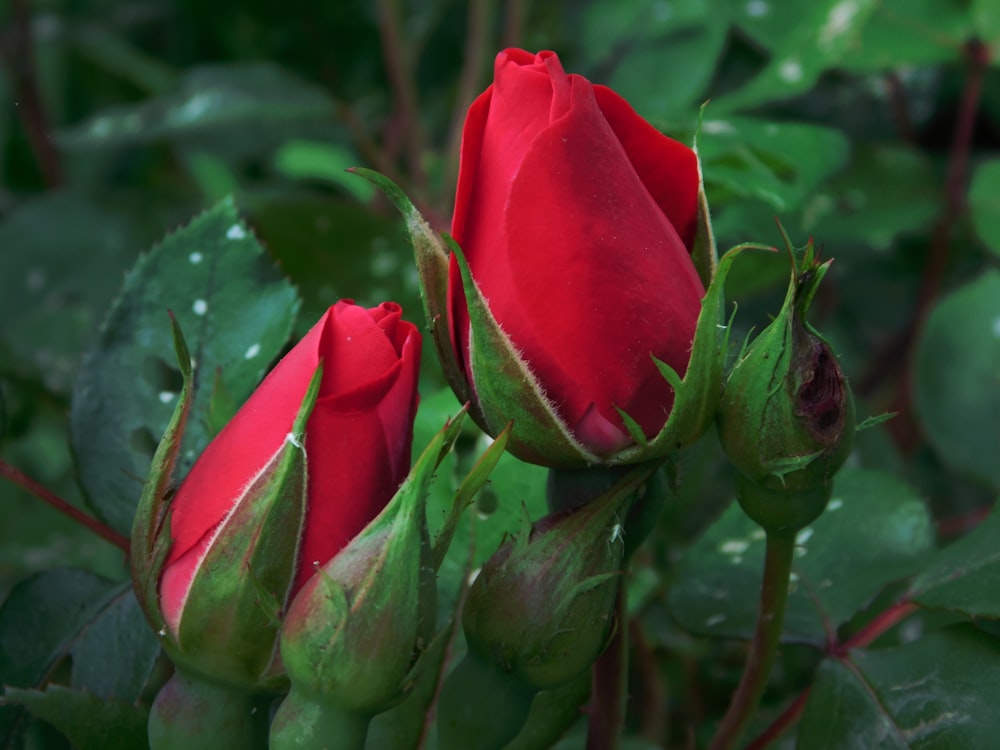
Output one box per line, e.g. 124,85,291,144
0,0,64,187
375,0,429,197
856,38,988,452
746,598,921,748
707,532,796,750
0,458,130,552
444,0,494,192
586,584,628,750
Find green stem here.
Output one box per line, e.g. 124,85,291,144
148,669,270,750
269,689,371,750
437,651,536,750
586,584,628,750
708,532,795,750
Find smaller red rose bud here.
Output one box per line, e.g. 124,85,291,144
717,239,855,535
131,302,422,749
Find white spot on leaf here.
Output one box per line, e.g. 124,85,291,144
828,498,844,511
720,539,751,555
706,614,727,627
244,343,261,360
703,120,736,135
779,59,804,83
192,299,207,316
745,0,769,16
26,268,46,291
226,224,247,240
189,252,203,264
796,527,814,545
158,391,176,404
820,0,862,51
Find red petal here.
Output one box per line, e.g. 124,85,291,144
593,85,700,251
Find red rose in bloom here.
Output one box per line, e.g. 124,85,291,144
159,300,421,637
450,48,704,457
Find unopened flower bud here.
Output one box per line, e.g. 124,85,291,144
717,241,855,535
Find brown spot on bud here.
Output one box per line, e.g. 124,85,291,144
796,339,846,446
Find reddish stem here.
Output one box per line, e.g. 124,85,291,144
746,600,920,748
586,585,628,750
0,0,64,187
444,0,494,196
0,458,130,552
834,600,919,655
376,0,429,197
745,688,811,750
860,38,989,452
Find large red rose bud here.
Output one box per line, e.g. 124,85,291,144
356,49,746,469
131,301,420,748
448,48,705,461
717,240,855,536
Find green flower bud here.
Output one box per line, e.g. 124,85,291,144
270,412,468,750
717,240,855,535
462,465,655,690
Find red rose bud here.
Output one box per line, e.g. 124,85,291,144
446,48,707,463
269,410,469,750
717,241,855,535
132,301,421,690
354,49,749,468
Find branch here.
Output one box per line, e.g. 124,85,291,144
0,0,63,187
0,458,130,552
444,0,494,194
376,0,429,197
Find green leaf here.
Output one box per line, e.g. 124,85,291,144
798,658,909,750
717,0,879,111
0,191,141,393
70,199,300,537
910,509,1000,618
798,626,1000,749
969,160,1000,258
69,587,161,702
581,1,724,121
273,140,375,202
4,685,148,750
669,469,935,643
699,118,850,213
804,145,940,251
914,270,1000,488
59,62,334,149
839,0,973,70
0,569,158,747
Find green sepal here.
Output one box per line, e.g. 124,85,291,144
612,242,774,465
131,313,195,632
691,107,719,288
169,363,323,689
349,167,470,405
431,421,512,570
448,236,601,466
278,408,468,714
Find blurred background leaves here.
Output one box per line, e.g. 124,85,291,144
1,0,998,747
